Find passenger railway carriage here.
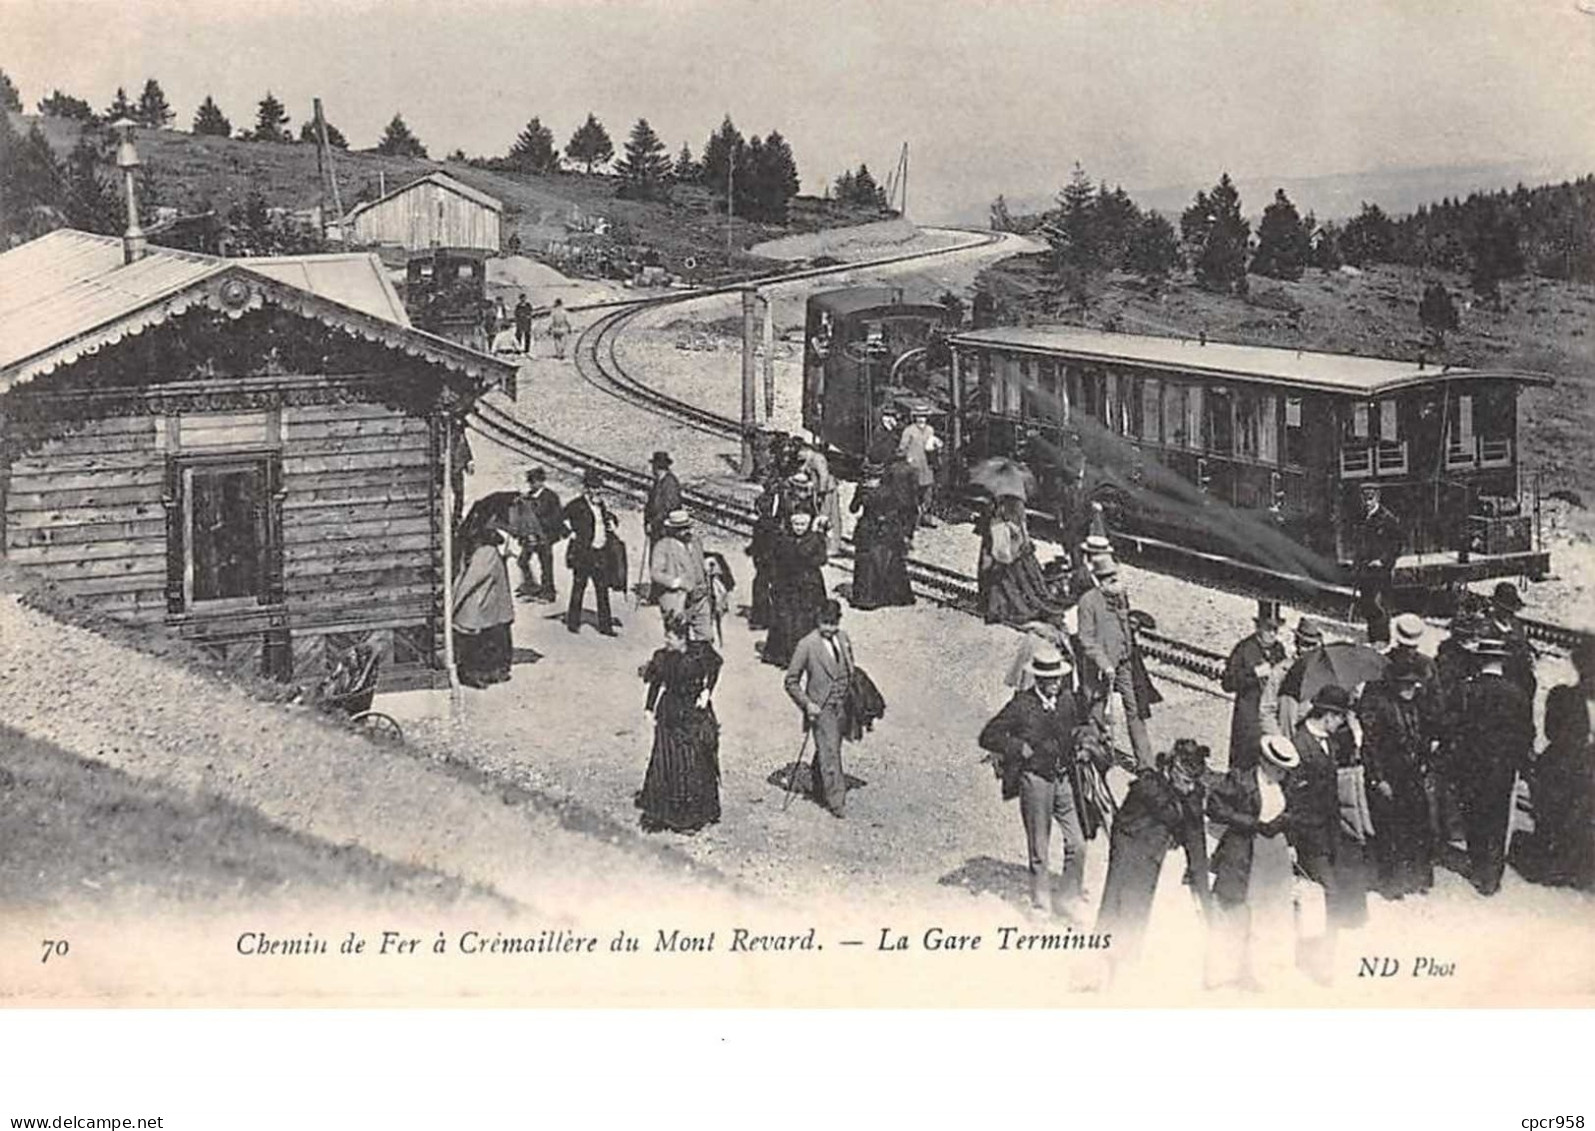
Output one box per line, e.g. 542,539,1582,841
800,288,1552,594
953,325,1552,590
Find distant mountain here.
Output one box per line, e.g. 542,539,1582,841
959,155,1595,226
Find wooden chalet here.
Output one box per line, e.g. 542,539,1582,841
343,172,503,255
0,228,517,689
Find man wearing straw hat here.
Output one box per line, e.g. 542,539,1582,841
979,643,1090,918
1075,556,1156,770
650,509,712,643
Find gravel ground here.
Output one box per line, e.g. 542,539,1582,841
748,220,973,262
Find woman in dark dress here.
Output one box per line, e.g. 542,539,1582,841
1526,637,1595,888
849,464,915,611
979,495,1054,626
763,511,828,666
451,524,515,689
1096,739,1213,972
636,616,724,834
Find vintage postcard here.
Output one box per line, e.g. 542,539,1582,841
1,0,1592,1010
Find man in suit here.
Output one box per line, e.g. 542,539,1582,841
650,509,712,642
642,451,682,604
1075,558,1154,769
978,643,1088,917
1354,483,1404,644
1453,635,1534,896
1222,600,1290,773
784,599,856,818
1486,582,1538,703
563,469,617,636
512,466,565,602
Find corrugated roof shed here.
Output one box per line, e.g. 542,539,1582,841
952,325,1552,395
241,252,410,326
343,171,503,222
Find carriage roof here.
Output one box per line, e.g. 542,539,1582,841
951,325,1553,397
809,287,946,320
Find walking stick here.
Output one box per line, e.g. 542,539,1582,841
781,725,814,812
634,535,651,609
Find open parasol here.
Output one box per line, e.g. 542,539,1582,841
1294,641,1388,703
968,456,1036,502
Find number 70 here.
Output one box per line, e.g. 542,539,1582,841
40,939,70,964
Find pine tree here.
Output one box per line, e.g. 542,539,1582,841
850,164,882,208
38,90,97,122
756,130,799,222
1250,188,1312,281
1468,204,1524,306
1094,184,1141,271
192,95,231,138
249,91,291,143
701,115,743,203
1190,173,1250,294
1047,163,1099,275
61,135,119,232
615,117,671,201
1418,281,1460,344
990,194,1013,232
104,86,136,122
1339,202,1394,266
1,122,67,242
376,113,427,158
1128,211,1181,283
564,112,613,174
298,118,348,148
1312,221,1343,270
509,117,559,174
673,142,699,184
135,79,173,128
0,68,20,112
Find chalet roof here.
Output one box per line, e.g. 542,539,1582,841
0,229,515,393
343,171,504,223
951,324,1554,396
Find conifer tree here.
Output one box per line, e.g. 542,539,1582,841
249,91,291,143
104,86,136,122
135,78,173,128
38,90,97,122
1250,188,1312,281
0,68,20,112
192,95,231,138
673,142,699,184
564,112,613,174
376,113,427,158
615,117,671,200
702,115,744,203
298,118,348,148
1188,173,1250,294
509,116,559,173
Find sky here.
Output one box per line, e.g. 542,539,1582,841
6,0,1595,222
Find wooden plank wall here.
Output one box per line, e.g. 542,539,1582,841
351,181,500,253
5,414,170,624
3,400,444,683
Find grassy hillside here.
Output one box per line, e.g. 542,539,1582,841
17,114,890,274
976,254,1595,498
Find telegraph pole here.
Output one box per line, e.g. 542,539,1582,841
740,286,758,477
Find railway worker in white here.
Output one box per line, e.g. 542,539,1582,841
650,510,714,643
898,407,941,527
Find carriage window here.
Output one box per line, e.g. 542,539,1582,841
1476,387,1513,467
1284,397,1306,466
1163,383,1189,448
1039,362,1064,421
1205,387,1234,454
1236,392,1278,464
1378,398,1399,443
1122,375,1140,437
1141,378,1161,443
1004,359,1023,416
1186,385,1203,451
1285,397,1302,428
1446,393,1476,467
1351,402,1370,440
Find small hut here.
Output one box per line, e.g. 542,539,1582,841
343,172,503,254
0,228,516,689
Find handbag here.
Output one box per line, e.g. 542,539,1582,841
604,535,629,593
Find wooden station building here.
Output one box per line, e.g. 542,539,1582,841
0,228,516,688
343,172,503,255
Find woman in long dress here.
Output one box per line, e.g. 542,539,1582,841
849,464,915,611
452,524,515,689
636,616,723,834
1096,739,1213,972
979,495,1055,626
763,511,828,666
1205,734,1301,990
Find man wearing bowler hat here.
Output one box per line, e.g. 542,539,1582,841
1487,581,1537,701
1275,618,1329,737
979,643,1090,918
1354,483,1404,644
784,599,857,818
1223,600,1291,772
562,469,618,636
512,466,565,602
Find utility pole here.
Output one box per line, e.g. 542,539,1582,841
762,293,775,419
313,98,345,239
740,286,758,477
725,155,735,268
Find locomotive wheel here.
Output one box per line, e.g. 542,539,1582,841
352,711,404,744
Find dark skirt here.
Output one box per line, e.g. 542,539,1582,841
637,706,721,833
1096,830,1172,963
851,524,915,611
455,624,512,688
764,579,824,666
982,551,1053,626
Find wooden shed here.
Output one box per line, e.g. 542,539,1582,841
0,229,517,689
343,172,503,254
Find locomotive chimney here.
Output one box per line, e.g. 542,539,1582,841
113,118,147,265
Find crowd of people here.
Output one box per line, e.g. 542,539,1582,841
448,424,1591,989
